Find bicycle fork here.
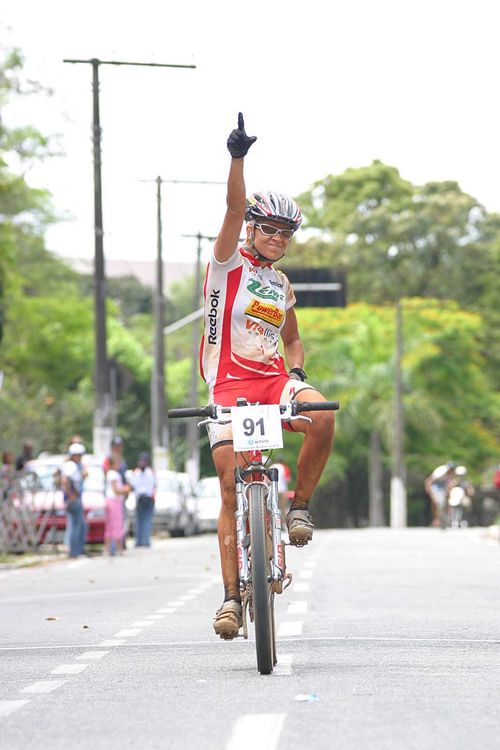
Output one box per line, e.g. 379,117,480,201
234,462,291,639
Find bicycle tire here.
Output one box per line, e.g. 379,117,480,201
249,482,274,675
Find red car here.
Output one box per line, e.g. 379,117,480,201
23,454,113,545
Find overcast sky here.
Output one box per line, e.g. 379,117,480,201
2,0,499,267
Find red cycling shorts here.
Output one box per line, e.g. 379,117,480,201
207,375,313,449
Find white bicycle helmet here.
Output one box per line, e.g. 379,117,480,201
245,191,302,231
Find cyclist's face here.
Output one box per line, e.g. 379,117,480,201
248,220,293,259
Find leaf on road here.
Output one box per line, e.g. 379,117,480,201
45,616,59,621
82,624,90,629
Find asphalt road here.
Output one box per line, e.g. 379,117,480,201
1,528,499,750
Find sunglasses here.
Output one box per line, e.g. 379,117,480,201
255,223,295,240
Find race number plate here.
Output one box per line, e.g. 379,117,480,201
231,404,283,452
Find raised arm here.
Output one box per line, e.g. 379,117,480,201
214,113,256,263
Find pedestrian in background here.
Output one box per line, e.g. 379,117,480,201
15,439,34,472
103,436,128,550
1,451,16,500
103,454,130,555
61,443,87,558
130,453,156,547
62,434,87,552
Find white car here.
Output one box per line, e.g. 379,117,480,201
195,476,221,532
146,470,198,537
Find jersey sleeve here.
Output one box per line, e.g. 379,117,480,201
210,245,243,271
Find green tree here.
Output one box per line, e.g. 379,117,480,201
294,161,499,309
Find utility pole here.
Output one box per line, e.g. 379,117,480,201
182,232,217,488
63,57,195,455
151,177,168,470
141,178,223,471
390,299,407,527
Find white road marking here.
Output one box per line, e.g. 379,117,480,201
168,600,186,607
66,560,90,569
156,608,176,614
293,582,310,593
298,569,313,579
144,614,164,620
98,639,127,647
51,663,88,675
114,629,141,637
189,588,204,595
0,700,30,717
278,621,304,637
287,600,308,615
21,680,66,694
130,621,154,627
226,713,285,750
178,594,195,601
303,560,316,569
77,651,109,660
272,654,294,676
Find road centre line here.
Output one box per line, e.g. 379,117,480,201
0,700,31,717
77,651,109,660
98,639,127,647
293,582,310,593
168,600,186,607
226,713,286,750
21,680,66,694
271,654,294,676
130,621,154,627
286,600,308,615
298,569,313,579
278,621,304,637
51,663,88,675
114,629,142,637
157,608,176,614
144,614,164,620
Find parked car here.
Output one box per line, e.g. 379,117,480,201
143,469,198,537
22,454,131,544
195,476,221,532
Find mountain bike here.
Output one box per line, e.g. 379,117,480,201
168,397,339,675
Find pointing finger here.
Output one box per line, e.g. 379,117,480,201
238,112,244,131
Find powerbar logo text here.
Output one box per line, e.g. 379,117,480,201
245,299,285,328
208,289,220,344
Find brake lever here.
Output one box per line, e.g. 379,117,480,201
288,415,312,424
197,418,232,428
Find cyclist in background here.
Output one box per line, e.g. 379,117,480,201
202,114,335,639
424,461,457,527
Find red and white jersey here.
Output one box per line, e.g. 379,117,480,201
200,247,296,389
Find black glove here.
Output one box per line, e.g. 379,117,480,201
227,112,257,158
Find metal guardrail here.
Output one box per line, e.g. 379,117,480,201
0,475,61,554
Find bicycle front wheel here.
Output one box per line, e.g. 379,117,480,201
249,483,274,675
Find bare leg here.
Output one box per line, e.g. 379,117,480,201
291,389,335,505
212,444,242,601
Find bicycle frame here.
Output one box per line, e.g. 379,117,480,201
235,451,285,587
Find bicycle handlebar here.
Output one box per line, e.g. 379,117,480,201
167,400,339,419
167,406,213,419
296,401,340,412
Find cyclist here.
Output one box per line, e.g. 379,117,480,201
203,114,335,639
424,461,457,527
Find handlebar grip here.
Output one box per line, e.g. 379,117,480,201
296,401,340,412
167,406,211,418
